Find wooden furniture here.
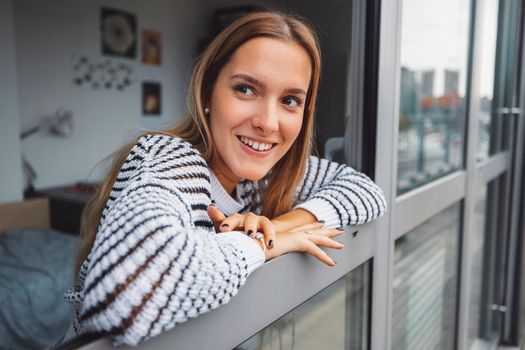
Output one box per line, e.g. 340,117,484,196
0,198,50,233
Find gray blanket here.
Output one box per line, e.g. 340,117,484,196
0,228,79,350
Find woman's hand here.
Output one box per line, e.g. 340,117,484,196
265,225,344,266
207,205,276,249
208,206,344,266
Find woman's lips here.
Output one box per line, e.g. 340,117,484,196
238,135,275,149
236,136,275,157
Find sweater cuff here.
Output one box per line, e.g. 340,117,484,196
217,231,265,274
294,197,341,229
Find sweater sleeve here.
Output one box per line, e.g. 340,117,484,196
293,156,387,228
78,138,264,346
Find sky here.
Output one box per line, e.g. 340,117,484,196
400,0,498,98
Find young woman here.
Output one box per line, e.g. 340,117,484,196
64,11,386,346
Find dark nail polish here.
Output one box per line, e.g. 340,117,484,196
269,240,274,249
318,220,325,224
221,223,229,227
247,230,253,236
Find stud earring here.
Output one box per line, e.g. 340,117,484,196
204,107,210,116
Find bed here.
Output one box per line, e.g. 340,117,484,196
0,198,80,350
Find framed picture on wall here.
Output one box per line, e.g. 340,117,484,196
100,7,137,59
142,81,161,116
141,29,162,66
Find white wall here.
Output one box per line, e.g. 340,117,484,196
0,0,24,203
14,0,203,188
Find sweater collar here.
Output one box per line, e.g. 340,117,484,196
209,169,244,216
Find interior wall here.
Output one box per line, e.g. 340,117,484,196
0,0,24,203
14,0,203,188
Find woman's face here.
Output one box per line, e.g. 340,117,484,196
209,37,311,186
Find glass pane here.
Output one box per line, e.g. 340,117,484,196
234,261,371,350
397,0,471,194
392,204,461,350
468,181,500,349
477,0,499,161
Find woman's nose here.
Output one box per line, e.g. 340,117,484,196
251,102,279,134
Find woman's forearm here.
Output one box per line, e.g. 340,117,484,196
271,208,318,232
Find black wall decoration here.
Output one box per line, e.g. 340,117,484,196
72,55,134,91
100,7,137,59
142,81,161,116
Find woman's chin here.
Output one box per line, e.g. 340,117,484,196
235,168,271,181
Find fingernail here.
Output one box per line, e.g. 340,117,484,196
318,220,325,224
247,230,253,236
209,203,216,207
269,240,274,249
333,260,337,265
221,223,229,227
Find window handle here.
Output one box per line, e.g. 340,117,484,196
489,303,508,313
495,107,521,115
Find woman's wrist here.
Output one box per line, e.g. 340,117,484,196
251,234,268,260
252,232,279,261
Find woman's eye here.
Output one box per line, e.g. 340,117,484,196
283,97,302,107
234,85,255,96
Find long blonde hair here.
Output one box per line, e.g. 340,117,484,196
76,11,321,276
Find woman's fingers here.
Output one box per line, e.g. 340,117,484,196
304,243,336,266
301,228,344,238
219,213,244,232
302,232,344,266
244,214,276,248
268,230,343,266
259,217,276,249
324,229,345,238
289,222,325,233
306,233,344,249
207,205,226,232
243,213,258,237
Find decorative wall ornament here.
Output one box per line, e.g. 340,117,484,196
142,81,161,116
100,7,137,59
141,29,162,66
72,55,134,91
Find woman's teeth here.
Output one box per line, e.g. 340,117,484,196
239,136,273,151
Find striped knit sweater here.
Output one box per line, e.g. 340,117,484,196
64,134,386,346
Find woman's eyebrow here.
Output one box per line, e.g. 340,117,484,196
284,88,307,96
230,73,307,95
230,74,264,88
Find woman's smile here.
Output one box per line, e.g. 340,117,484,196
237,135,276,153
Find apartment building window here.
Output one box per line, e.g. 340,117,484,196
397,0,471,195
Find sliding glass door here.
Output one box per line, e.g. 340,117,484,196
374,0,524,349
